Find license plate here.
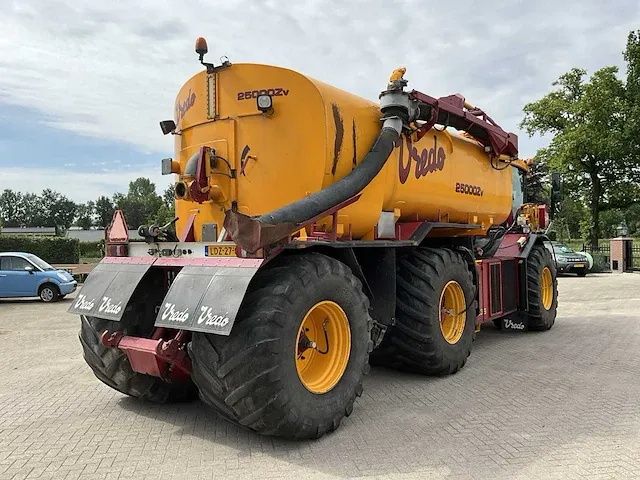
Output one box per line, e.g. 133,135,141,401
573,263,584,268
205,245,236,257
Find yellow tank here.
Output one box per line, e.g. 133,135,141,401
170,63,514,241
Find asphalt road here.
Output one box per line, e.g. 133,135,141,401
1,273,639,480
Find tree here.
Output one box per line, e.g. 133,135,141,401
623,31,640,164
76,201,96,230
21,193,43,227
162,184,175,208
520,65,637,246
114,178,163,229
0,189,24,227
524,159,550,204
95,196,115,228
39,189,76,230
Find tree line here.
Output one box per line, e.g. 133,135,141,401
0,178,175,232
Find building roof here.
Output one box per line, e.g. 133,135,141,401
65,229,143,242
1,227,57,235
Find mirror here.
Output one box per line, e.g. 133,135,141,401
25,265,34,274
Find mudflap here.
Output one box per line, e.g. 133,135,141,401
500,314,529,332
67,261,153,321
154,263,262,336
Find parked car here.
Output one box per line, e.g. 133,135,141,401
0,252,77,302
544,241,591,277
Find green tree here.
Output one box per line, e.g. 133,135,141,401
0,189,24,227
95,196,115,228
22,193,43,227
162,184,175,208
114,178,163,229
520,65,634,247
76,201,96,230
39,189,77,230
623,31,640,164
524,159,550,204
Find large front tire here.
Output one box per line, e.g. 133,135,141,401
188,253,372,439
378,247,476,375
526,244,558,331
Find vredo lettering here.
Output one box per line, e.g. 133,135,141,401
174,89,196,122
504,319,526,330
197,306,230,328
98,296,122,315
398,135,446,184
74,294,95,312
161,303,190,323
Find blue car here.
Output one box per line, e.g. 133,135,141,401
0,252,77,302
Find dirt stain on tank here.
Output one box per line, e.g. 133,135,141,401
331,104,344,175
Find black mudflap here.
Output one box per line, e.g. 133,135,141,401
500,317,529,332
154,265,261,336
67,262,152,321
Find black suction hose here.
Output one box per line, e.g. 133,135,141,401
258,125,401,225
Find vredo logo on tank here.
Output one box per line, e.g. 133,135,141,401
398,135,446,184
174,89,196,123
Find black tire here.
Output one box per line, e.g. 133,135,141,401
380,247,476,375
188,253,372,439
576,269,587,277
39,283,59,303
526,244,558,331
79,315,198,403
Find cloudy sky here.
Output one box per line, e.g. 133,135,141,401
1,0,638,202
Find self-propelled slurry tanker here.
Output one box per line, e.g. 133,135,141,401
70,37,559,439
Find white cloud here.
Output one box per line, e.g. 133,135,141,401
0,0,638,161
0,166,173,203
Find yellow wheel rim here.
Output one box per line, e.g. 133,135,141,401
541,266,553,310
295,301,351,394
439,281,466,344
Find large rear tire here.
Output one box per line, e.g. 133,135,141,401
188,253,372,439
377,247,476,375
526,244,558,331
79,318,198,403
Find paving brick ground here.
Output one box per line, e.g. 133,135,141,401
1,273,639,480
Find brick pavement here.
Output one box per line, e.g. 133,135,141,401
0,273,639,480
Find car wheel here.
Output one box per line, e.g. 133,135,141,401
39,284,59,303
577,269,587,277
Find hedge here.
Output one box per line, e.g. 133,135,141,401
79,241,103,258
0,236,80,264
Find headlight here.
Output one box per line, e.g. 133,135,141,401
256,94,273,113
57,272,68,281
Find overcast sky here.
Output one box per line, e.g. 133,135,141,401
1,0,638,202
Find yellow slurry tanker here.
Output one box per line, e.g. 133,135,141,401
70,37,559,439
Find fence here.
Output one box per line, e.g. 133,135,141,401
581,242,640,270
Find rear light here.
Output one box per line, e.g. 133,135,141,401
106,244,128,257
538,205,549,229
